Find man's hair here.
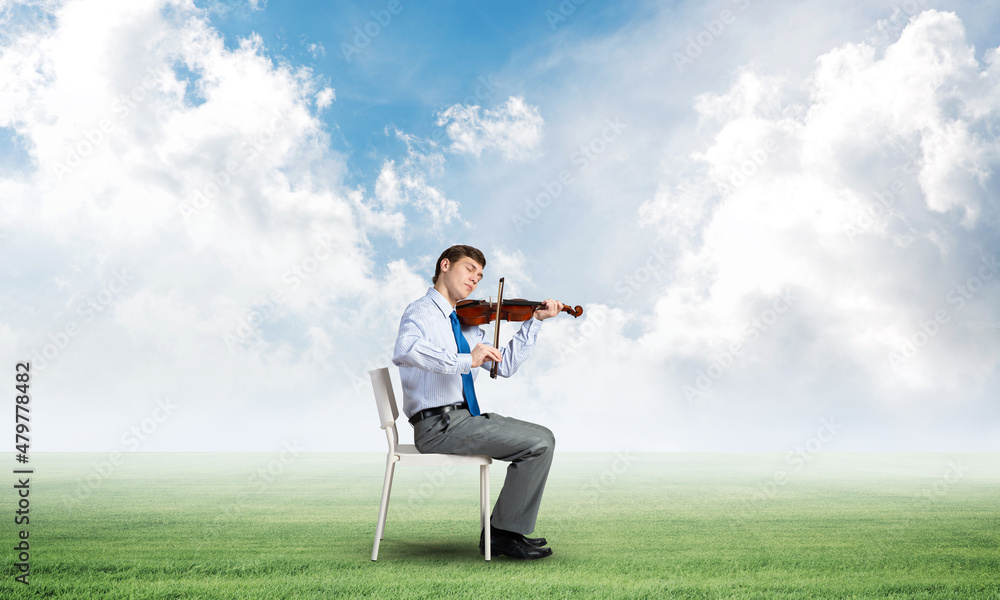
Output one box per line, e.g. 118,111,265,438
432,245,486,284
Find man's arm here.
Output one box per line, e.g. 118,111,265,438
473,299,562,378
470,317,542,378
392,308,502,374
393,312,472,375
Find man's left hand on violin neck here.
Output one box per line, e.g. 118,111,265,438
532,299,565,321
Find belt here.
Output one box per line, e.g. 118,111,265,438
408,402,468,425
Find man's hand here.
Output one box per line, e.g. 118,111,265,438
471,343,503,368
533,299,564,321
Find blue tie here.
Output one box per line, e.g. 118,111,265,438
450,311,481,416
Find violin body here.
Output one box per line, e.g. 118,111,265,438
456,298,583,326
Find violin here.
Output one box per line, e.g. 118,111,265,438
455,298,584,325
456,278,583,378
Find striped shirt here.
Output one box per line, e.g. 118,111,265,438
392,287,543,419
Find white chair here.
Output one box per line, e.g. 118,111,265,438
369,367,492,561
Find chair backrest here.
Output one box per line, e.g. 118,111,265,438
369,367,400,451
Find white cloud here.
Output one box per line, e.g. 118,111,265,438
436,95,545,161
467,7,1000,454
316,86,335,109
354,126,465,241
3,1,998,454
307,42,326,59
373,158,461,232
483,247,534,298
0,0,411,450
639,10,1000,402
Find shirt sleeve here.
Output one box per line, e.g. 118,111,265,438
477,316,543,378
392,306,472,375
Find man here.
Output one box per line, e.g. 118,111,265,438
392,244,562,560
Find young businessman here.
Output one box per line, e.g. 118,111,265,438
392,244,563,559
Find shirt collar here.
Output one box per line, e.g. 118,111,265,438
425,287,455,318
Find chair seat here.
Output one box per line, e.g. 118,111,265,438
393,444,492,466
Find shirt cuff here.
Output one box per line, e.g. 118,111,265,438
458,353,473,374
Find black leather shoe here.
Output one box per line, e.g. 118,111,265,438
480,527,552,559
480,527,547,550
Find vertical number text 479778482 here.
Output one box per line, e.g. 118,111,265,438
14,362,32,585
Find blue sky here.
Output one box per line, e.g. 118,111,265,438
202,2,638,189
1,0,999,454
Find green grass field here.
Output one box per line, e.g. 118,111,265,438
2,452,998,599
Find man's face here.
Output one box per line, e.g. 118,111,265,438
441,256,484,301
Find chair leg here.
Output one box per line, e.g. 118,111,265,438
372,460,396,561
383,461,396,539
481,463,491,561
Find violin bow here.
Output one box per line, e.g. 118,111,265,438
490,277,504,379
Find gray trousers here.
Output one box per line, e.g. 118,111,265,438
413,409,555,535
